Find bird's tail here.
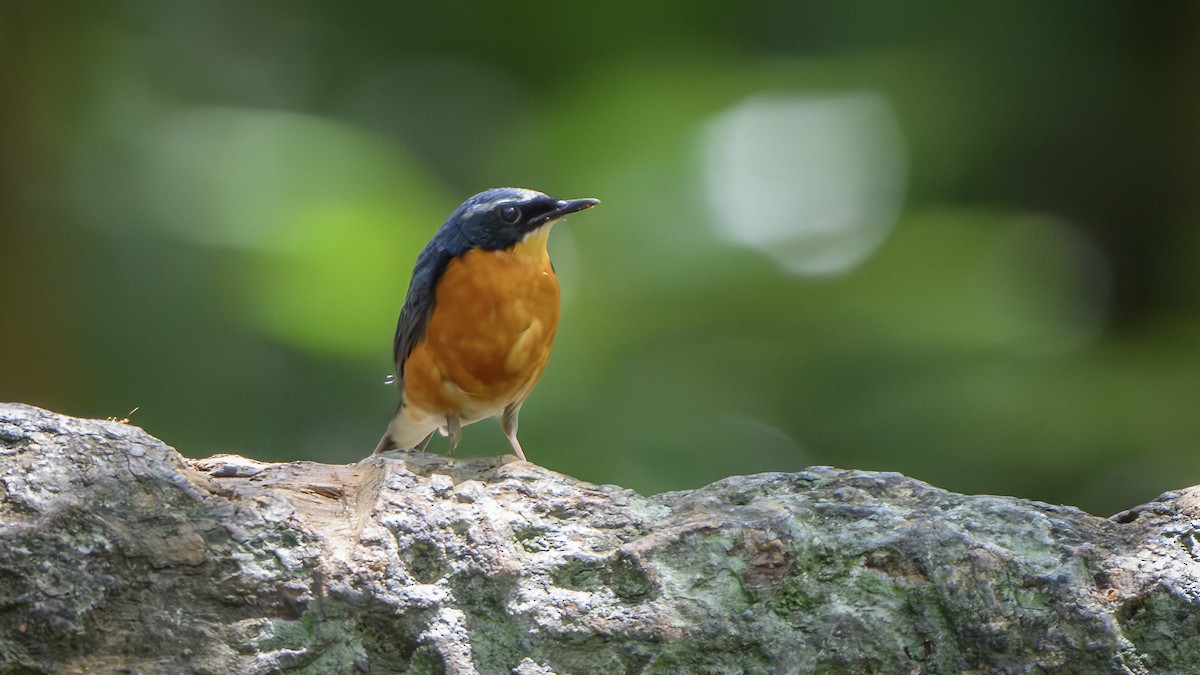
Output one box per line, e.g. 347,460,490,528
373,404,437,455
372,431,435,455
372,433,397,455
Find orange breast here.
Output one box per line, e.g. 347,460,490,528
402,236,560,421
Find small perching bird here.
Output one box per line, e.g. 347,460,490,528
373,187,599,460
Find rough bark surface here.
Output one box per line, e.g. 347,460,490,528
1,403,1198,674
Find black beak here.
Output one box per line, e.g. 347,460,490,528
554,198,600,217
527,197,600,228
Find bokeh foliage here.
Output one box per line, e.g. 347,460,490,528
2,1,1198,514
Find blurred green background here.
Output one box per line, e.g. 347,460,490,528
3,1,1199,515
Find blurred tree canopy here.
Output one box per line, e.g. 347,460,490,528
2,1,1198,514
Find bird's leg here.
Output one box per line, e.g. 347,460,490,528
445,415,462,454
501,402,527,461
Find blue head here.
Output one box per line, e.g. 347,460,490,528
438,187,599,253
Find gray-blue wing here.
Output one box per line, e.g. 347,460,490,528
392,234,465,386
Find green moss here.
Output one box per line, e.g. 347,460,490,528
450,572,522,670
245,604,369,674
552,557,606,592
402,646,448,675
1119,591,1200,671
604,551,656,602
511,525,551,553
642,642,774,675
356,612,427,673
403,540,446,584
769,581,825,617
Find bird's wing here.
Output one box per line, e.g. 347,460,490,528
393,232,466,385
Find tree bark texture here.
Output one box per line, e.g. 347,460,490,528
0,403,1198,674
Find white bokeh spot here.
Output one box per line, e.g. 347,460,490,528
702,92,908,276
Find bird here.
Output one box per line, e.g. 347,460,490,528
373,187,599,460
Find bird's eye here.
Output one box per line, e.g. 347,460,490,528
498,204,522,225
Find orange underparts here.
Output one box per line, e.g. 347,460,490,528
402,232,560,421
